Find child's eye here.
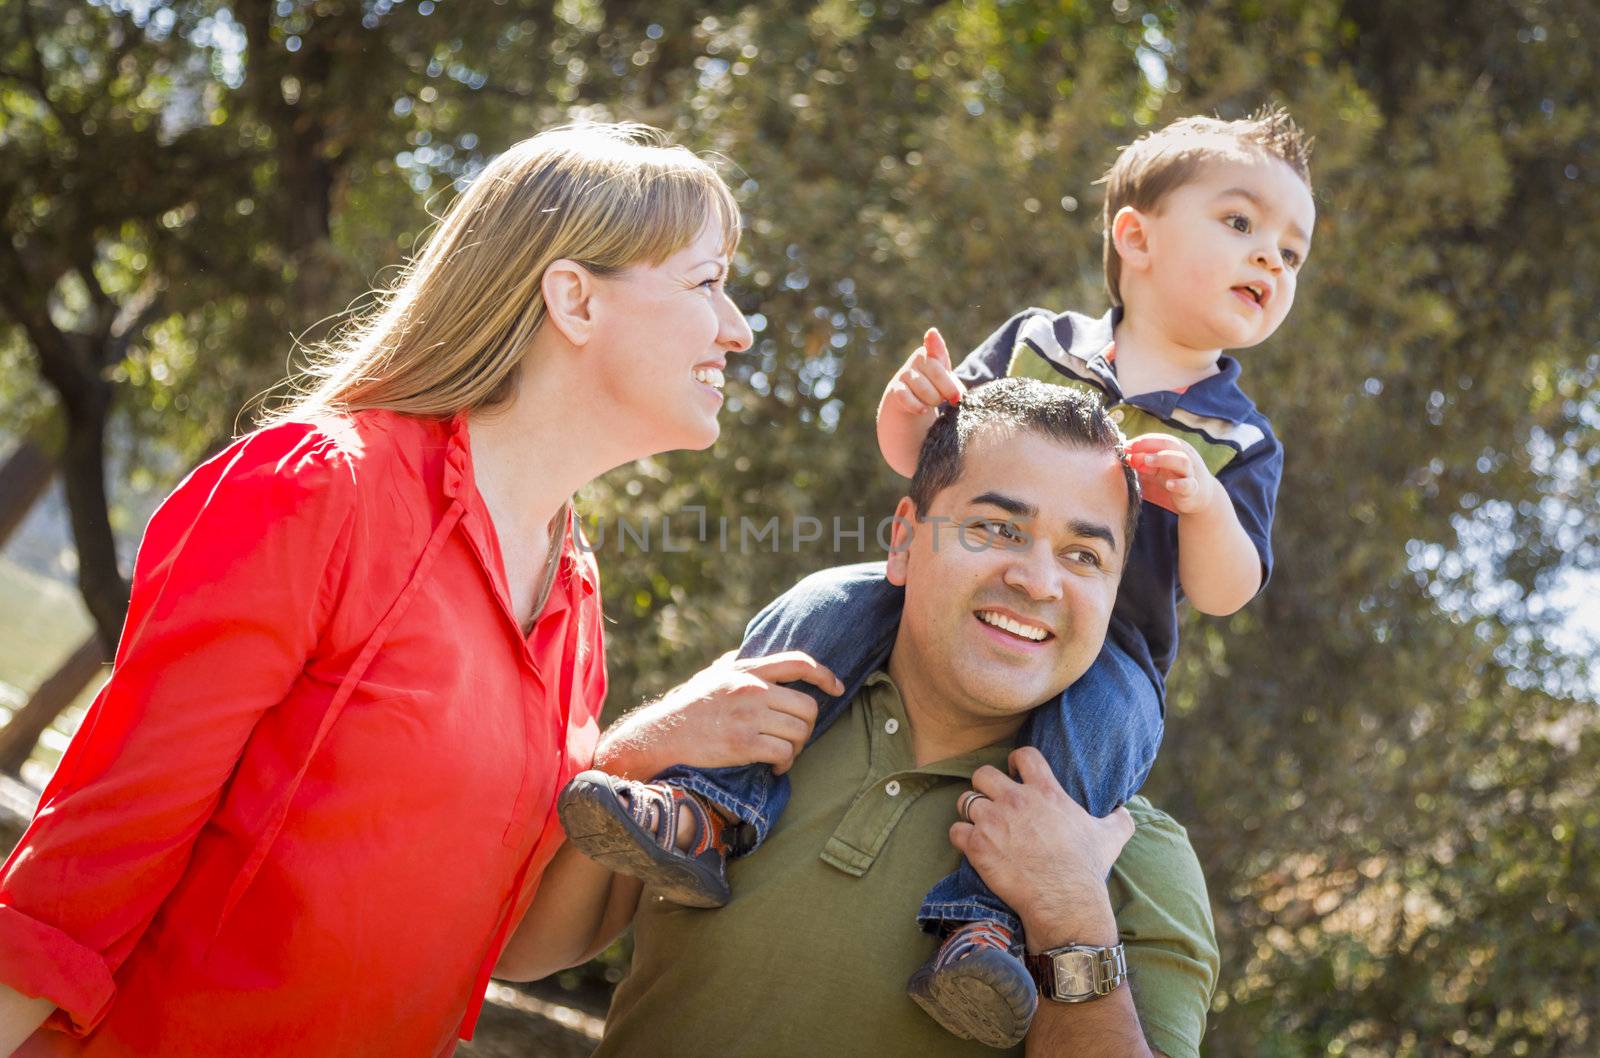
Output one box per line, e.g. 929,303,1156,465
1281,247,1301,268
1225,213,1251,233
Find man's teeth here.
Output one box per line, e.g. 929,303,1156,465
976,610,1048,641
693,367,725,389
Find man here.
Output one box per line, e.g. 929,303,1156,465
509,380,1218,1056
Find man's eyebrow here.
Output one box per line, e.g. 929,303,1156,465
1067,518,1119,554
1216,187,1311,244
969,491,1037,519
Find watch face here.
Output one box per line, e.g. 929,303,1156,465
1055,952,1097,997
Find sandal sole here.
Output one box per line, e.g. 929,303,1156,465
907,949,1036,1049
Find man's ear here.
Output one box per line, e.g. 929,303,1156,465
1111,206,1153,276
884,496,919,586
541,259,597,346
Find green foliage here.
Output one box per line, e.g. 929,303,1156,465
2,0,1596,1052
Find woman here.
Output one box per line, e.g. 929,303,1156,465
0,124,834,1057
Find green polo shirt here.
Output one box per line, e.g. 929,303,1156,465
596,672,1219,1058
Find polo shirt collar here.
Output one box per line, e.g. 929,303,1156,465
820,670,1015,878
1053,308,1260,424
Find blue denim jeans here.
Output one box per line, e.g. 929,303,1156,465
656,562,1163,935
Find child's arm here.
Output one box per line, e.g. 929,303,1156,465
876,328,965,478
1127,434,1262,616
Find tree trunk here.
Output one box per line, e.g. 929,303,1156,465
0,635,107,776
0,438,54,547
59,406,128,656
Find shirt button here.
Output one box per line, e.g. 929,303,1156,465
885,780,902,797
884,718,900,735
1110,408,1126,424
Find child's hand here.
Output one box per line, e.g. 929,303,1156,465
877,328,966,477
883,328,966,416
1126,433,1221,516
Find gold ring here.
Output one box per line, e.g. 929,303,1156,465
957,790,990,824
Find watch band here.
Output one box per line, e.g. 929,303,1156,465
1024,943,1128,1002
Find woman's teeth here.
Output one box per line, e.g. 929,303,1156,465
693,367,725,389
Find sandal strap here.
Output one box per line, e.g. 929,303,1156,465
934,920,1017,970
620,780,729,857
673,788,730,857
621,780,682,853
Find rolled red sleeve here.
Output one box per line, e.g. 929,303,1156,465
0,422,357,1032
0,907,114,1030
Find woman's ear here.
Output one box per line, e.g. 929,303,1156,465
1111,206,1152,276
541,260,596,345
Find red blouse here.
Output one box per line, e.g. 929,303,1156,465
0,410,606,1056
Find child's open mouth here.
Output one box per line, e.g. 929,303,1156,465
1232,283,1267,308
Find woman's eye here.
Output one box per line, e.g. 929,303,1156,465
1225,213,1251,233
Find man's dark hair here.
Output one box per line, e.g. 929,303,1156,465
908,377,1141,548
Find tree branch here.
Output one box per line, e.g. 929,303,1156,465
108,285,168,365
75,256,118,355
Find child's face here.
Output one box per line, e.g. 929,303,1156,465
1121,152,1315,352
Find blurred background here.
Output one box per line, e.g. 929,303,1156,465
1,0,1596,1054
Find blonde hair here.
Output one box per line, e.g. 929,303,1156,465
1100,106,1312,307
259,123,740,425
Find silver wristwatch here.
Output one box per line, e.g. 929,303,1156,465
1024,943,1128,1002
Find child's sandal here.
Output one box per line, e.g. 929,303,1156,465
557,770,732,908
906,920,1037,1048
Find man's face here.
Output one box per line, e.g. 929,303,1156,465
885,425,1132,724
1122,151,1315,352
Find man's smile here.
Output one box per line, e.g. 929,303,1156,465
974,607,1054,645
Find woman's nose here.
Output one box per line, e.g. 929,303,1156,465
719,293,754,352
